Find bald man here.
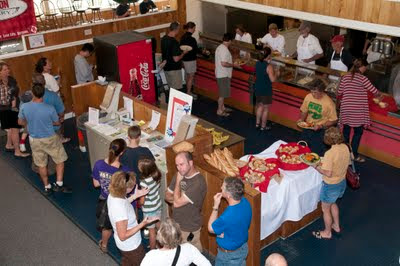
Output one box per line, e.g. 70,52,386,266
265,253,288,266
165,151,207,252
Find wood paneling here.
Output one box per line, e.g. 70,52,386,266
241,0,400,27
25,11,176,49
6,27,168,113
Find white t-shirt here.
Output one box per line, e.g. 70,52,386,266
140,243,211,266
107,194,142,251
43,73,60,93
235,32,252,44
261,33,285,54
296,33,323,64
215,44,232,78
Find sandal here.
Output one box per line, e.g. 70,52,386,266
255,124,260,129
224,107,233,112
98,240,108,253
217,111,230,117
354,156,366,163
312,230,331,240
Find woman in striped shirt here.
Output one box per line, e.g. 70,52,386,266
138,158,162,249
337,58,381,162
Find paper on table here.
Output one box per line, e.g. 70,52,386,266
88,107,99,125
148,110,161,130
123,96,133,119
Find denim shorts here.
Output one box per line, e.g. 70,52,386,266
143,209,161,228
320,179,346,204
215,242,248,266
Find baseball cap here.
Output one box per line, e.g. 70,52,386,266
330,35,345,43
299,21,311,31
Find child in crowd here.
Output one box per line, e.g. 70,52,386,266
138,158,162,249
121,125,154,183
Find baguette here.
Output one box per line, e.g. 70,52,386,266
210,153,224,171
214,149,238,176
223,148,239,173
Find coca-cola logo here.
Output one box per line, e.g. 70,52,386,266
0,0,27,21
139,62,150,91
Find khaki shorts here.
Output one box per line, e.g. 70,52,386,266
181,228,202,252
217,77,231,98
165,69,183,90
30,134,68,167
183,60,197,74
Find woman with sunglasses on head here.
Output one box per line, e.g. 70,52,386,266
108,171,158,266
92,138,148,253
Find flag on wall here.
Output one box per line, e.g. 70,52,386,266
0,0,36,41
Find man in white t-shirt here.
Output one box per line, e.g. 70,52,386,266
215,33,238,117
261,23,285,55
293,21,323,65
235,25,252,58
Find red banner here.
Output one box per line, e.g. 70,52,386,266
0,0,37,41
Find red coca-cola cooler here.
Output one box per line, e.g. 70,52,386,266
94,31,157,104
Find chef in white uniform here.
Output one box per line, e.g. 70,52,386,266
261,23,285,55
235,25,252,58
293,21,323,65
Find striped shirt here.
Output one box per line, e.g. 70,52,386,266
140,177,161,213
338,73,378,127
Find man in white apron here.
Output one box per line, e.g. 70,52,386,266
293,21,323,75
295,21,323,64
328,35,353,80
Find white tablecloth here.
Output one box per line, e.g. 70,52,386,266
240,140,322,240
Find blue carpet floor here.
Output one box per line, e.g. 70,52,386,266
1,95,400,265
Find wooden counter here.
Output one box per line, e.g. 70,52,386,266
195,57,400,168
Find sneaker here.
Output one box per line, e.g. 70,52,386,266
52,183,72,193
79,146,87,153
44,187,53,196
19,143,26,152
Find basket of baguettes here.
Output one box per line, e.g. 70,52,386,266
203,148,240,177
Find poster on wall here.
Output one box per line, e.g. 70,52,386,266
165,88,193,143
0,0,37,41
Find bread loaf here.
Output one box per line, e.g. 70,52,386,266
172,141,194,153
223,148,239,173
210,153,223,171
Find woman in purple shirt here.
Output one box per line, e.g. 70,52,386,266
92,138,130,253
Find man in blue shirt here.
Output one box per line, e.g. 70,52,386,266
18,84,70,195
208,177,252,266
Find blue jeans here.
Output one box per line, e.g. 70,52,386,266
215,242,248,266
343,125,364,158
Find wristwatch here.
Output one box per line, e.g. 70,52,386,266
212,207,218,211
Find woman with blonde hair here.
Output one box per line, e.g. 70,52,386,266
108,171,156,266
141,218,211,266
312,127,350,240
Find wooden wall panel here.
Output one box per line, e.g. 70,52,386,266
239,0,400,27
25,11,176,49
5,27,168,112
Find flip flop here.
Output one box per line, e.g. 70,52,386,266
5,147,14,152
354,156,366,163
217,111,230,117
98,240,108,253
14,153,30,158
224,107,233,112
312,230,331,240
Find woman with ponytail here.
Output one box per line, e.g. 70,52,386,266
337,58,381,162
92,138,130,253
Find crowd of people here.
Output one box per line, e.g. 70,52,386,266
0,17,385,266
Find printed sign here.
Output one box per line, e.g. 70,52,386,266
0,0,36,41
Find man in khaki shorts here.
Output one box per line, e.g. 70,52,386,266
18,84,70,195
165,151,207,252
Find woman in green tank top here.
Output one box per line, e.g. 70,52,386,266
254,47,279,131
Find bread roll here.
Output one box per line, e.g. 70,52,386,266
172,141,194,153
